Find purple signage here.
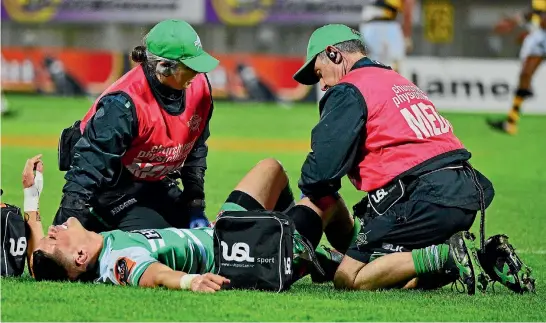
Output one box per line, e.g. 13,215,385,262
1,0,205,24
205,0,365,26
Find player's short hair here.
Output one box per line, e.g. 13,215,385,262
32,249,70,281
318,39,367,60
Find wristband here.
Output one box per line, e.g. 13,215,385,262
24,187,40,212
34,171,43,193
180,274,199,290
24,171,43,212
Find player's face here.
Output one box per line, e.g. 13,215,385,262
37,217,86,257
314,56,343,91
172,63,198,89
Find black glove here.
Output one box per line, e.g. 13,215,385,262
52,193,98,230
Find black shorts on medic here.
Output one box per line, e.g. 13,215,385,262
347,165,494,263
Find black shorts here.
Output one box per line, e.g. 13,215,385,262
217,190,266,214
347,166,493,263
347,199,477,263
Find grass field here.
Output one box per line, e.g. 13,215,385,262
1,94,545,321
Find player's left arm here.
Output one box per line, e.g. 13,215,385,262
139,263,229,292
402,0,415,51
21,154,45,276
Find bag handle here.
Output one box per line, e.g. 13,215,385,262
291,233,325,276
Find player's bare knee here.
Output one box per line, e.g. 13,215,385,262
353,276,377,291
256,158,285,172
333,256,365,290
333,267,356,290
257,158,288,181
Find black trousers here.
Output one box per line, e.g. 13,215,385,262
53,178,190,232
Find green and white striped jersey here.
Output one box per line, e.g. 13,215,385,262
95,227,215,286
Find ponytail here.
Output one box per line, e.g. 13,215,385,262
131,45,147,63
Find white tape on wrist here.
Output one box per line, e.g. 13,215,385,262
24,187,40,212
35,171,44,193
180,274,199,290
24,171,43,212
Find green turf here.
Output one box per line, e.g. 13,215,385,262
1,94,545,321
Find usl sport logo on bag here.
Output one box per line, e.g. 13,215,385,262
9,237,27,257
221,241,276,264
221,241,255,263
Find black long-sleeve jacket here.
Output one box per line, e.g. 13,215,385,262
298,58,478,199
63,64,213,205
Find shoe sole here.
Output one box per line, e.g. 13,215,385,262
463,232,489,294
485,119,517,136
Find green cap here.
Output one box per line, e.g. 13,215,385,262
293,24,362,85
146,19,219,73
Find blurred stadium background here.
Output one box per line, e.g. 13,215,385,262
1,1,546,321
2,0,546,112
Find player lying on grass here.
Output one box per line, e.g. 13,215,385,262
22,155,507,294
23,155,344,289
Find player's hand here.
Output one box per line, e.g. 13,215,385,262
22,154,44,212
404,37,413,54
22,154,43,189
190,273,230,293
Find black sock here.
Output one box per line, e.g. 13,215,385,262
286,205,323,249
274,181,295,212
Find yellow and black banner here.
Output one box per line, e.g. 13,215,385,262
423,0,454,43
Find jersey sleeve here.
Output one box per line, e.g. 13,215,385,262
97,246,157,286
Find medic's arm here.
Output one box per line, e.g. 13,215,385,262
298,84,367,202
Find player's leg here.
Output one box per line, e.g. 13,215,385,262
287,197,347,283
487,29,545,134
389,21,407,73
360,22,385,63
217,158,293,215
323,197,358,253
215,159,347,282
222,168,338,254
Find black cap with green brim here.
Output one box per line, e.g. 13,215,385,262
146,19,219,73
293,24,363,85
